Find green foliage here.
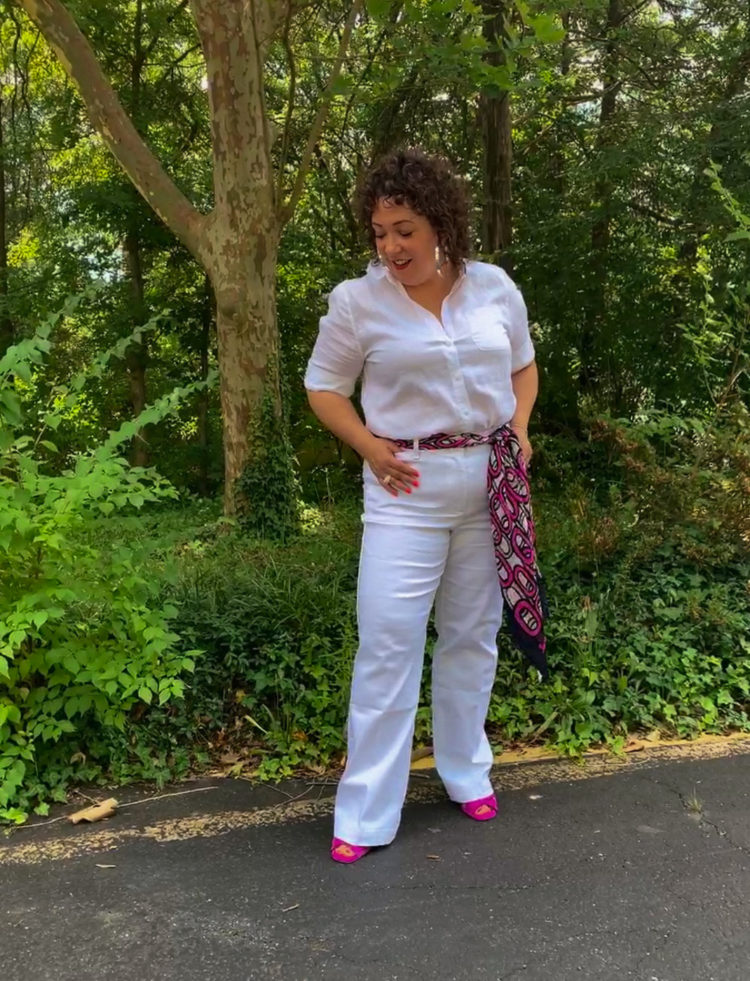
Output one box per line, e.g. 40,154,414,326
233,361,301,542
0,303,208,822
489,555,750,752
167,504,361,778
6,404,741,807
483,407,750,755
3,0,750,809
706,161,750,244
514,3,566,47
137,408,749,780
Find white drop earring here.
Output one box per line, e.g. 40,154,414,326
435,243,445,272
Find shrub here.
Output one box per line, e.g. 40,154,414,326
158,410,749,773
488,408,750,754
0,302,207,822
168,505,361,778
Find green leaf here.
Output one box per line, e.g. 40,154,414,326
526,13,565,44
14,361,32,383
0,808,28,824
64,697,79,719
0,389,23,425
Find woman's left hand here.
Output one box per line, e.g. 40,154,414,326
511,425,533,466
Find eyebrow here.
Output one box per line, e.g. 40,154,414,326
371,219,416,228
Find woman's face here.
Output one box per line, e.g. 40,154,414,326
371,197,440,288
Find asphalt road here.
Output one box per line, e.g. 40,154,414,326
3,742,750,981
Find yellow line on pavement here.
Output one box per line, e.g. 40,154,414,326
2,734,749,867
410,730,750,769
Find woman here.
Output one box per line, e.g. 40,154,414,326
305,149,546,864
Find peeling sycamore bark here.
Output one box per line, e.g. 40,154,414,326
190,0,282,512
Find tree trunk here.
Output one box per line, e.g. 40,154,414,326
13,0,355,524
543,11,582,434
196,274,213,498
191,0,284,514
211,233,281,513
119,0,150,468
479,0,513,272
550,11,571,199
369,66,421,164
580,0,622,396
123,228,149,468
0,93,14,355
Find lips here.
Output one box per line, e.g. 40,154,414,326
390,258,412,271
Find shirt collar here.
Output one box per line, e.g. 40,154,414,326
366,260,389,281
366,258,470,289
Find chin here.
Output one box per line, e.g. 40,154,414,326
394,264,427,286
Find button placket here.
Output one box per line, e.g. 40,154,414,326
440,300,472,421
445,339,472,423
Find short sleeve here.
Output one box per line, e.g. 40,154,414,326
304,283,364,397
500,271,535,372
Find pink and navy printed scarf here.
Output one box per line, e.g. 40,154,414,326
394,425,549,679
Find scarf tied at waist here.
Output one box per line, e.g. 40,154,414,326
393,425,549,680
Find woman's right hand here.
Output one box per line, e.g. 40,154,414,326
363,435,421,497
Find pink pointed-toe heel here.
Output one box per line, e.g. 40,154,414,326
330,837,371,864
460,793,498,822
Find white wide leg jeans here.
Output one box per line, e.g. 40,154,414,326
334,443,504,847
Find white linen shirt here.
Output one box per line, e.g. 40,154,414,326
304,259,535,440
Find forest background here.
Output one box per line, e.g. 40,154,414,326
0,0,748,823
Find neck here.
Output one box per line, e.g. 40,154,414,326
404,262,459,298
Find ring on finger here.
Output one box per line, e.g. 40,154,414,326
382,474,393,486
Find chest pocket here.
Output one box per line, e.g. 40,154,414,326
469,305,512,351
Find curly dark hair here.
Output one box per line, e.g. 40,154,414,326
355,148,472,268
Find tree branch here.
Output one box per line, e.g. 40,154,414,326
628,200,681,227
279,0,362,225
154,41,203,90
142,0,190,64
10,0,207,263
336,1,403,147
276,0,297,205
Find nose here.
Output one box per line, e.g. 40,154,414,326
376,233,399,255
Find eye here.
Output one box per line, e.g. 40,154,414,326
399,232,413,238
374,233,385,240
